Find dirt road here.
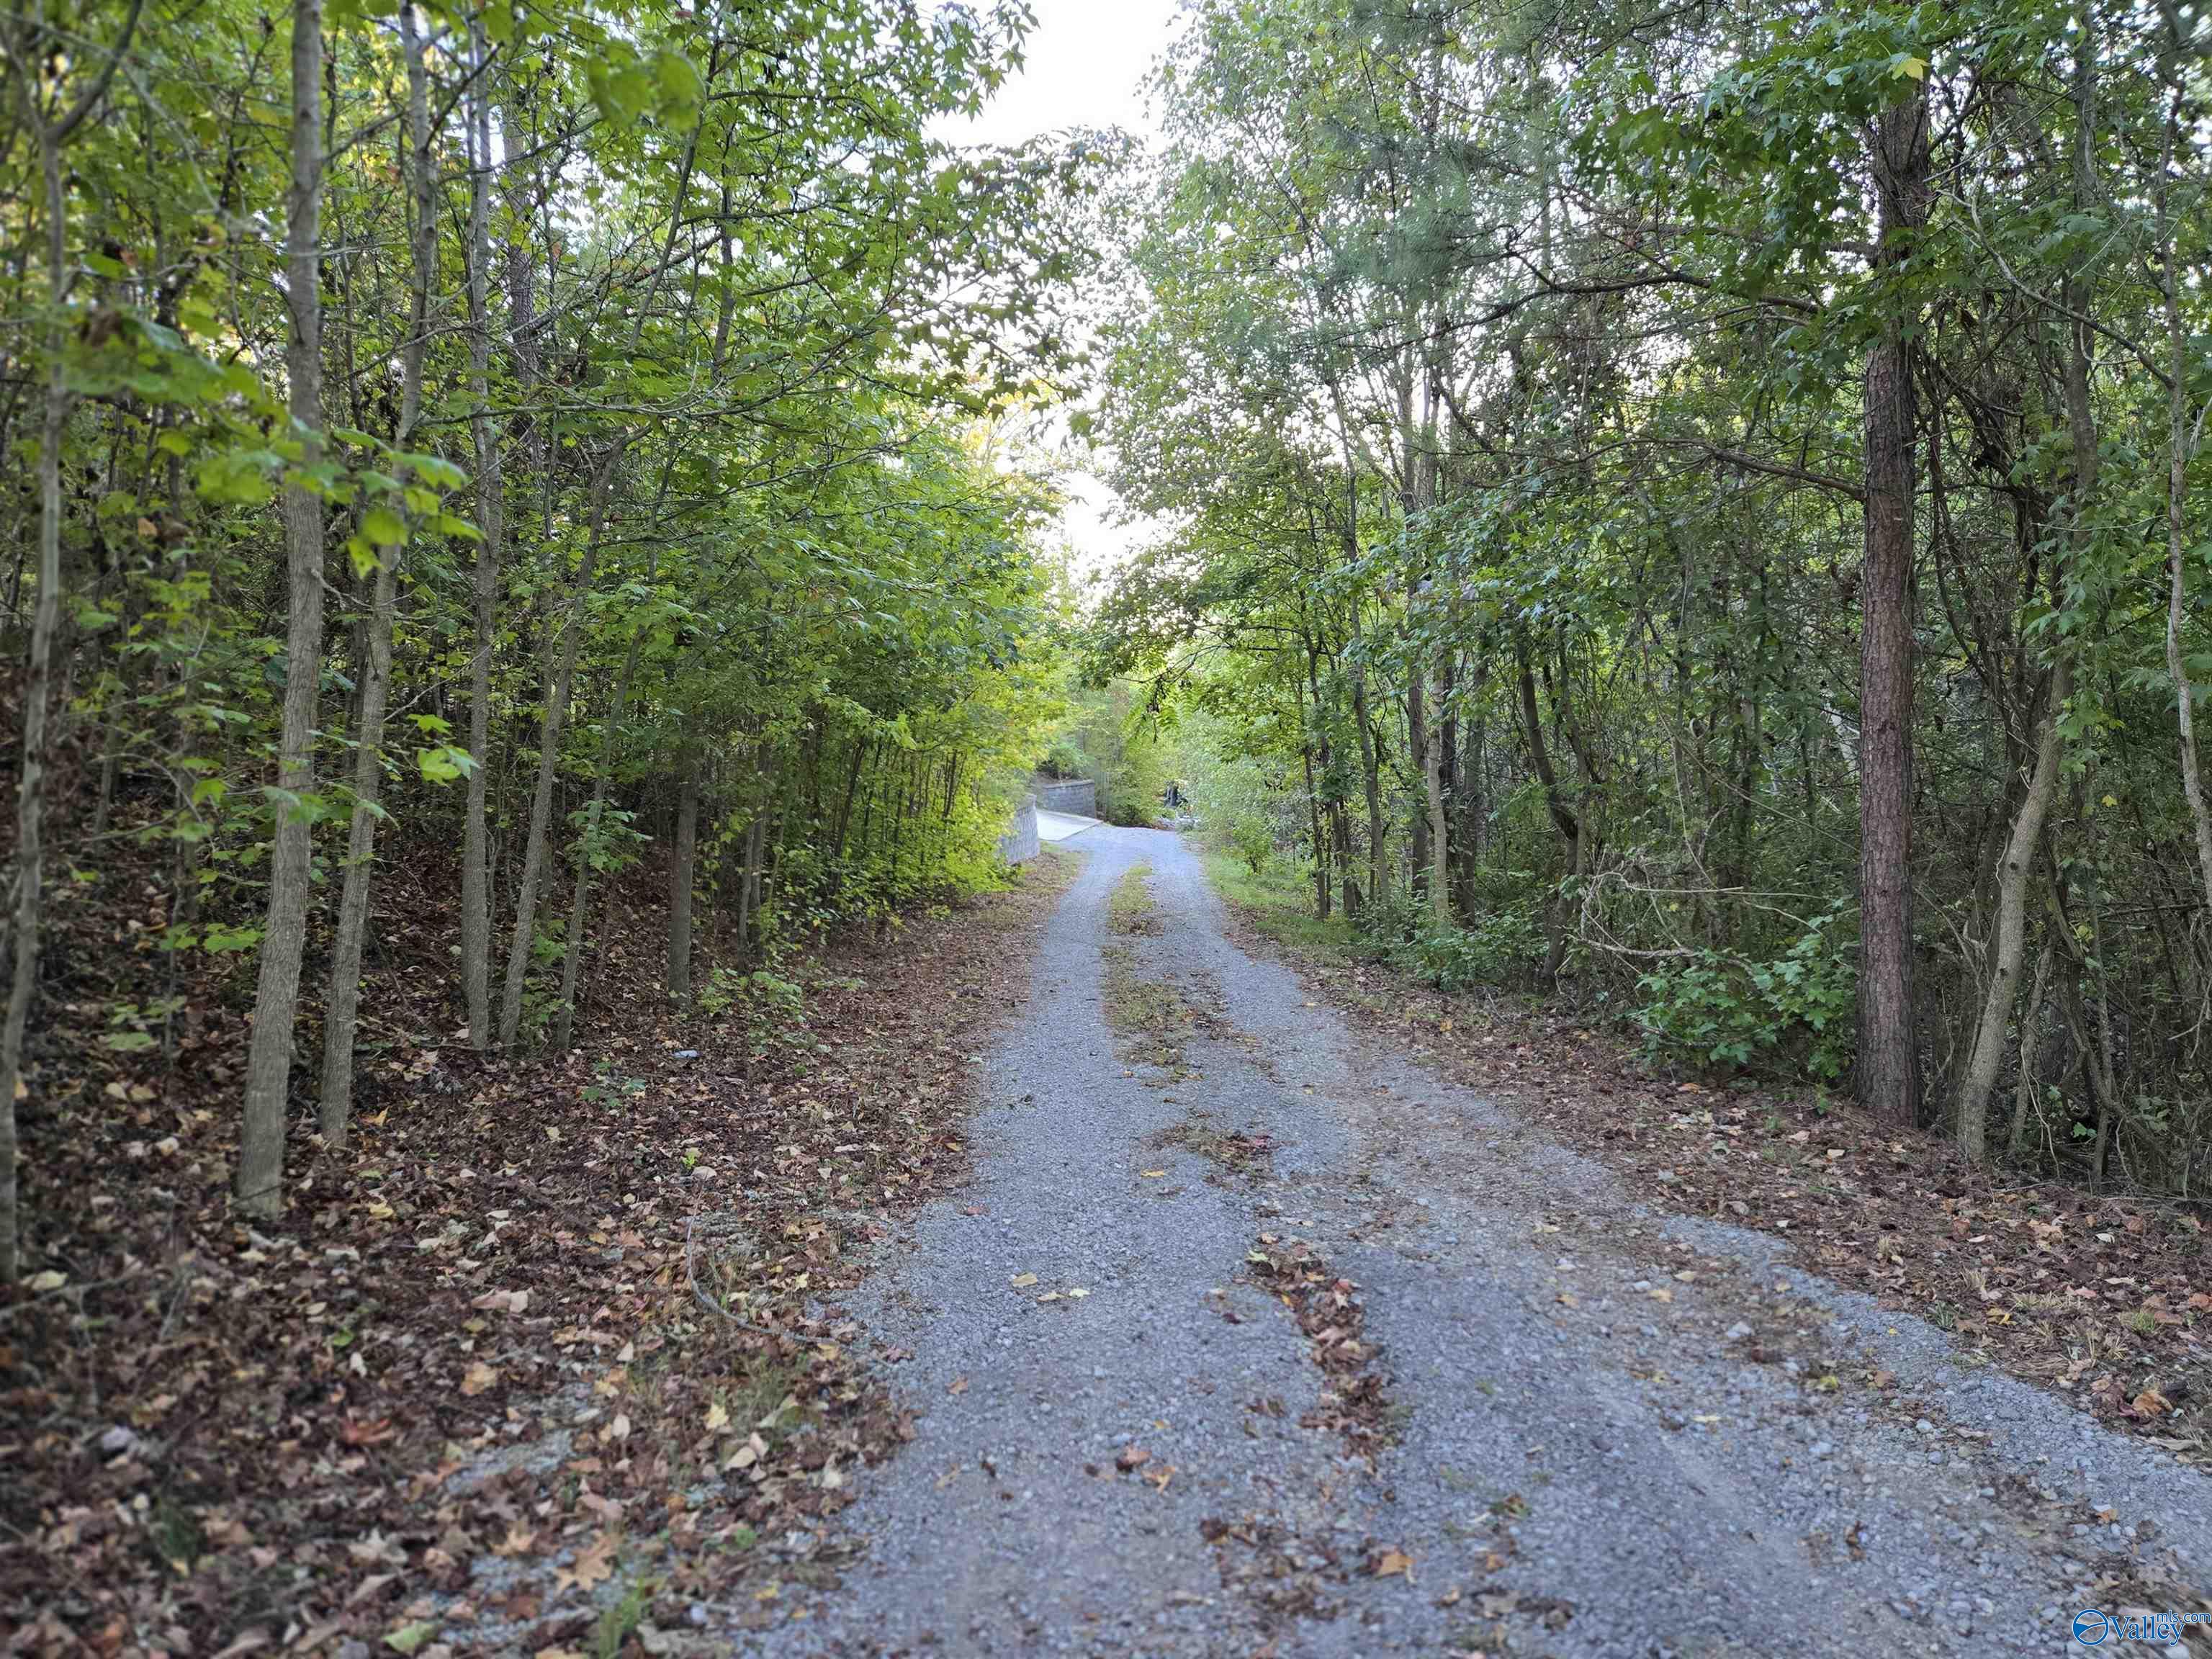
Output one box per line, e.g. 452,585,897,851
737,827,2210,1657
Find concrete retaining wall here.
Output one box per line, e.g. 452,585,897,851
1035,777,1097,816
997,794,1040,866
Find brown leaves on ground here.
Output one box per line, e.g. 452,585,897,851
1,841,1078,1655
1232,917,2211,1462
1156,1107,1274,1182
1245,1235,1390,1459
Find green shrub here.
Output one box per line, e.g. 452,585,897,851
1632,909,1855,1079
1228,819,1272,876
1350,889,1545,992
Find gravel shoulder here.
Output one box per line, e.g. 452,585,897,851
732,827,2212,1657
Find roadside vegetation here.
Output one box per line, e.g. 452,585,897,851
1087,0,2212,1211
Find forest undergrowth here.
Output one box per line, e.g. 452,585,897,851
3,822,1076,1653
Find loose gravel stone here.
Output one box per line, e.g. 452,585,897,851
722,827,2212,1657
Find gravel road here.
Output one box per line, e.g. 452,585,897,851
734,827,2212,1657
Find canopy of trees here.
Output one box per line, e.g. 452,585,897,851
1088,0,2212,1193
0,0,1091,1276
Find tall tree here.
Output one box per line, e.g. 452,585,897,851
236,0,329,1217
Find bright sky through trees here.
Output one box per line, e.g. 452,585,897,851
942,0,1186,583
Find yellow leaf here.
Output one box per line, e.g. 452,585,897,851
1895,53,1927,80
705,1400,730,1431
1010,1272,1038,1288
459,1360,498,1396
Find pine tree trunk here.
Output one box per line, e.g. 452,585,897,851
237,0,328,1217
1853,85,1929,1132
318,5,433,1143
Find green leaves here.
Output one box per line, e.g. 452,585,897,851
415,745,479,785
361,507,408,549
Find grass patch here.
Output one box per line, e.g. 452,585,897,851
1156,1105,1274,1179
1102,942,1196,1067
1201,850,1355,957
593,1575,655,1659
1110,860,1161,934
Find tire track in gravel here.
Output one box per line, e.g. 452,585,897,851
730,826,2212,1657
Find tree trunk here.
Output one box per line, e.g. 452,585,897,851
736,809,767,961
1295,665,1329,919
2157,74,2212,918
1955,665,2066,1161
549,621,644,1051
1853,84,1929,1131
2005,936,2054,1160
497,454,616,1049
459,14,503,1051
0,138,71,1282
669,763,699,1000
237,0,328,1217
1422,674,1449,927
1408,678,1431,904
0,0,145,1278
318,4,433,1143
1515,629,1581,982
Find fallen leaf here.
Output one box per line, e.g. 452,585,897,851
459,1360,499,1397
1010,1272,1038,1289
1370,1547,1414,1578
554,1531,618,1593
1115,1444,1151,1472
948,1375,968,1395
